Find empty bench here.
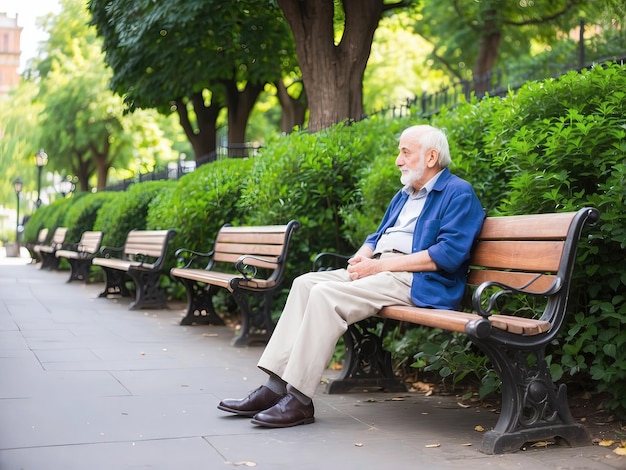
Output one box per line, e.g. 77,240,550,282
314,207,599,454
55,231,104,283
92,229,177,310
34,227,68,270
26,228,48,264
170,220,300,347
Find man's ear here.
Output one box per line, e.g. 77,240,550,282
426,149,439,168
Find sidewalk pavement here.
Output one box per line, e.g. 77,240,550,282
0,250,624,470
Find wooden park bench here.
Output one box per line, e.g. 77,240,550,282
33,227,68,270
313,207,599,454
25,228,49,264
92,229,177,310
170,220,300,347
55,230,104,283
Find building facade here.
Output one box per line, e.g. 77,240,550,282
0,12,22,97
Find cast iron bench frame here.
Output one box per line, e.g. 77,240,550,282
170,220,300,347
55,230,104,283
313,207,599,454
92,229,177,310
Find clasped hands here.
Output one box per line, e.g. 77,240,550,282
346,254,379,280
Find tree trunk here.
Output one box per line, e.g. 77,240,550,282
176,92,220,164
277,0,384,132
73,150,92,192
275,79,307,133
473,8,501,97
90,138,111,190
224,80,264,157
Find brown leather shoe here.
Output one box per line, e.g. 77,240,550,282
217,386,284,417
250,393,315,428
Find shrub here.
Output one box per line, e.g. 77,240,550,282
63,192,118,243
93,180,176,247
151,157,253,253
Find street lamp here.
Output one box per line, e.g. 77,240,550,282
59,176,75,197
13,177,23,255
35,148,48,208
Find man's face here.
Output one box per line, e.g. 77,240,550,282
396,131,426,188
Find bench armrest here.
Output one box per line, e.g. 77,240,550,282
174,247,214,268
312,252,351,272
98,245,123,258
235,255,272,280
472,276,557,319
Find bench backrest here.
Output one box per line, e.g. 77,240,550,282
211,220,300,282
77,231,103,254
50,227,68,247
123,229,177,267
467,207,599,331
37,228,49,244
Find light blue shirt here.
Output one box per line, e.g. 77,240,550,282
374,171,443,255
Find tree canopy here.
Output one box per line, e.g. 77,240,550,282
88,0,298,161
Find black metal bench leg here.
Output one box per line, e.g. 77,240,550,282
325,318,407,394
98,267,132,298
127,269,167,310
473,341,592,454
66,258,92,283
230,290,275,347
178,281,225,326
40,252,60,270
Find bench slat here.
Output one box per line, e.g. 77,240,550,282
170,267,276,291
478,211,576,240
219,225,290,234
215,241,285,257
213,253,279,269
218,231,290,245
471,240,564,272
379,305,551,336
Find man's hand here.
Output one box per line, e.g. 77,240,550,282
347,254,379,280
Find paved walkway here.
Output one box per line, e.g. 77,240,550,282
0,250,623,470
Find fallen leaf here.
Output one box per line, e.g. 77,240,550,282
530,441,553,448
460,443,472,446
354,442,363,447
425,390,433,397
411,381,432,392
457,402,470,409
614,447,626,456
390,397,405,401
474,425,485,432
599,440,615,447
425,443,441,448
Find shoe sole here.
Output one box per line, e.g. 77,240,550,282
250,417,315,428
217,404,261,417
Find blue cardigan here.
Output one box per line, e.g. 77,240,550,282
364,168,485,310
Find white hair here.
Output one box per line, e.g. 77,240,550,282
403,125,452,168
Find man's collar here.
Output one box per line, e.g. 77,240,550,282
402,168,446,197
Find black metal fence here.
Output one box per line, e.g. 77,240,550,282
102,143,261,192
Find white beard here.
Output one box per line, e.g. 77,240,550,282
400,164,425,186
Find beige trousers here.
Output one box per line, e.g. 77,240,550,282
257,260,413,398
